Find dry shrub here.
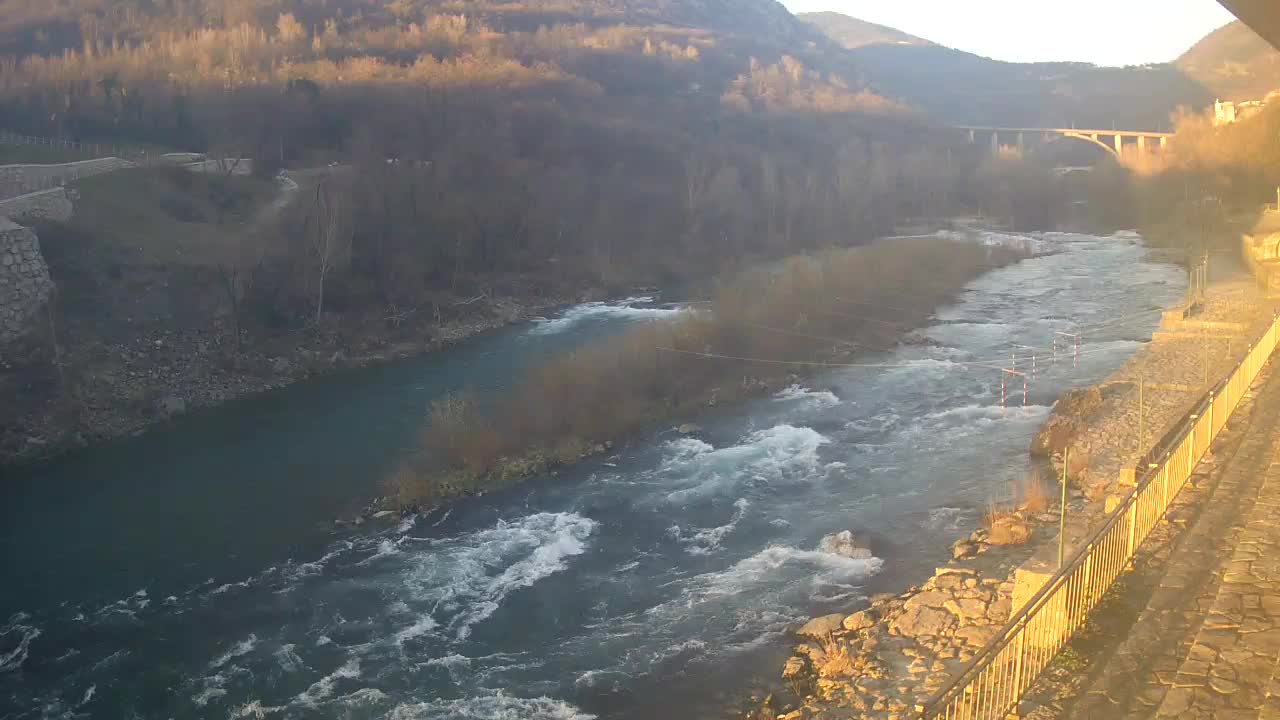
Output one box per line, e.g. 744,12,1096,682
386,464,432,509
398,238,1029,504
1019,470,1049,514
984,505,1033,546
816,635,857,679
422,391,503,476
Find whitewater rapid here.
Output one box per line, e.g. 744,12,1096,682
0,230,1186,719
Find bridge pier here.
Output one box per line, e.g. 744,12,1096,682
1115,134,1124,153
968,128,975,144
991,130,999,157
1160,136,1168,151
1138,135,1146,152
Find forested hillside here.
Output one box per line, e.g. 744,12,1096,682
0,0,1029,462
0,0,961,299
1177,20,1280,102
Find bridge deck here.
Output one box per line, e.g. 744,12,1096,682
956,126,1175,138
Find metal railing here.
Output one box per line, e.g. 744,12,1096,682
918,312,1280,720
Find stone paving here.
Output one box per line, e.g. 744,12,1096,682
1153,432,1280,719
1055,360,1280,719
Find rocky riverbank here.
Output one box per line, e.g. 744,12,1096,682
753,258,1275,720
0,292,576,467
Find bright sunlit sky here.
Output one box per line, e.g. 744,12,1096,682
779,0,1238,66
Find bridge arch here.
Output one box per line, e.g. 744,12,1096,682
1059,132,1118,159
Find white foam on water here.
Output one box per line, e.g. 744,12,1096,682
388,694,595,720
398,512,598,641
210,579,253,595
357,538,403,566
659,425,830,502
192,664,250,708
274,644,304,673
424,653,471,671
664,436,714,457
528,296,682,336
291,541,353,579
722,610,798,653
90,649,128,671
294,657,361,707
674,498,750,555
0,613,40,673
78,684,96,706
209,634,259,670
681,546,882,601
193,685,228,707
926,507,971,531
334,688,391,709
231,700,286,718
773,384,840,408
903,403,1050,444
394,616,439,646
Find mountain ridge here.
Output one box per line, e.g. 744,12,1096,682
800,9,1211,129
796,11,932,49
1176,19,1280,101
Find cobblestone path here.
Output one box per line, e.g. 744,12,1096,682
1060,363,1280,719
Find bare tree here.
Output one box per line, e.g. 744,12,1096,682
304,178,352,326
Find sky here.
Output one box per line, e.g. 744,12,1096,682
779,0,1238,66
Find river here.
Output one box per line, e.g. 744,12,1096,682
0,230,1184,719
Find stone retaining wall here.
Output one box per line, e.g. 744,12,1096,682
0,157,134,201
0,187,73,223
0,217,53,342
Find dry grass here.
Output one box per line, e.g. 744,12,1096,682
1018,470,1049,514
816,635,858,678
984,502,1033,546
389,237,1028,507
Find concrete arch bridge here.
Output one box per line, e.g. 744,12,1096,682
956,126,1174,159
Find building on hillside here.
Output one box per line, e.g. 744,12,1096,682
1214,91,1280,126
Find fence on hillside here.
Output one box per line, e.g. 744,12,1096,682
917,311,1280,720
0,130,156,164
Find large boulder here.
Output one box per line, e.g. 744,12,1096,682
819,530,873,559
1030,386,1103,458
842,609,876,632
893,605,955,638
1056,386,1103,417
1029,415,1078,458
954,625,999,648
797,613,846,639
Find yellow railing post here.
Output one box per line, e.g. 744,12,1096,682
1208,392,1215,443
1125,500,1138,568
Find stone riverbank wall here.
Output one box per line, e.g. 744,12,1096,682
0,217,53,342
0,157,134,201
0,187,74,223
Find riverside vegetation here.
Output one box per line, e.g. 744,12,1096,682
0,0,1092,464
388,236,1028,508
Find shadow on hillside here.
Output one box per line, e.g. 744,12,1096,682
847,44,1213,130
